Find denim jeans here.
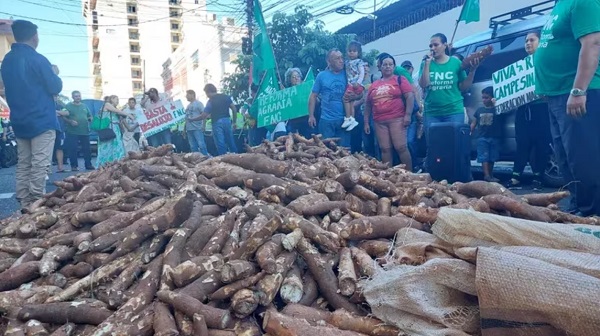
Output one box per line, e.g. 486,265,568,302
148,129,172,147
248,127,267,146
212,117,238,155
407,121,418,168
351,109,365,153
186,129,208,155
318,118,350,148
547,90,600,215
363,114,380,160
64,133,92,168
287,116,312,139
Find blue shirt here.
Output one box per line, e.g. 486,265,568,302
312,69,346,121
0,43,63,139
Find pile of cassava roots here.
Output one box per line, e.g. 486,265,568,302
0,133,595,336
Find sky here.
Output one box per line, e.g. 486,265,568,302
0,0,370,98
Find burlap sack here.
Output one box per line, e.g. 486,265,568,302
433,208,600,253
391,228,456,265
476,247,600,336
361,258,479,336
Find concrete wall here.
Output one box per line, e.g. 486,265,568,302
162,15,244,103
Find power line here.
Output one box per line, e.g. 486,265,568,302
0,5,206,27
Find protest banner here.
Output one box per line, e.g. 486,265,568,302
492,55,539,114
256,79,313,128
138,99,185,137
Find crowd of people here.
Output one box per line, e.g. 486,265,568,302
1,0,599,217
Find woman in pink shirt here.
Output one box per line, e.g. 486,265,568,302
364,54,415,170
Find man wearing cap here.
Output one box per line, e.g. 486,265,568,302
141,88,172,147
0,20,62,211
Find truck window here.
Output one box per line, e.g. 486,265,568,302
473,35,528,83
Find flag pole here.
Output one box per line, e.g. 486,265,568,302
450,1,467,46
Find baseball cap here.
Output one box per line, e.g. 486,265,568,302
401,60,413,69
145,88,158,95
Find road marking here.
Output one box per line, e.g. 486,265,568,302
0,193,15,199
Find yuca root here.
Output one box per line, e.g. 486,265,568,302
157,290,232,329
521,191,570,207
337,248,358,296
482,194,552,222
340,216,422,240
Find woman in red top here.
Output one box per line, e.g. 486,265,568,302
364,54,415,170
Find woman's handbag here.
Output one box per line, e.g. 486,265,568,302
91,104,116,141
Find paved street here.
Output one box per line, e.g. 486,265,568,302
0,158,571,220
0,159,92,219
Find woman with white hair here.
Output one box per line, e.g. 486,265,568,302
283,67,312,139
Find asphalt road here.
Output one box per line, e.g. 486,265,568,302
0,158,93,219
0,160,569,220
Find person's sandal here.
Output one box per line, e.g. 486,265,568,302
507,178,521,188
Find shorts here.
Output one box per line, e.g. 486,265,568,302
343,84,364,102
477,137,499,163
54,131,65,151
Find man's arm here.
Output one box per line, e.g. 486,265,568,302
230,103,238,126
140,95,150,108
573,32,600,91
38,57,63,95
308,92,318,119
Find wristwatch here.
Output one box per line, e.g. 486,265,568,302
570,88,587,96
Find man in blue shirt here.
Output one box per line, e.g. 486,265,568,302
0,20,63,211
308,49,350,148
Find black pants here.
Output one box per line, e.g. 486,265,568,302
548,90,600,216
513,102,551,178
65,134,92,168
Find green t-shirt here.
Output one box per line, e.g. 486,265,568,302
64,103,92,135
534,0,600,96
393,66,414,84
422,57,467,116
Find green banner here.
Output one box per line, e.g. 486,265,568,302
256,80,314,128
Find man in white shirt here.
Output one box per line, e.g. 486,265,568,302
122,97,142,143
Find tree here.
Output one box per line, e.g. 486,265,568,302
221,55,252,105
221,6,379,103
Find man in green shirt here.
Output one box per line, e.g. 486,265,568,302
534,0,600,216
63,90,93,171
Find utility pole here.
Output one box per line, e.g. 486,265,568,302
245,0,254,92
372,0,376,40
246,0,253,52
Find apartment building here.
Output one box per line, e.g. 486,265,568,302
82,0,203,103
161,10,244,102
0,19,15,102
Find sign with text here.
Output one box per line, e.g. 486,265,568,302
256,80,313,128
493,55,539,114
139,100,185,137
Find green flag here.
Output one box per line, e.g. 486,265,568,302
257,68,279,99
459,0,480,23
252,0,277,85
304,67,315,82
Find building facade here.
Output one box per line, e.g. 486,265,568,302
339,0,547,71
81,0,206,103
0,19,15,101
161,12,244,103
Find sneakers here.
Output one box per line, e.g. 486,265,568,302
342,117,359,131
484,176,500,183
507,178,521,188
